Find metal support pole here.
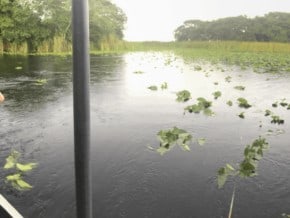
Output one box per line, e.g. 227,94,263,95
72,0,92,217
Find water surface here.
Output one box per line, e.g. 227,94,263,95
0,52,290,217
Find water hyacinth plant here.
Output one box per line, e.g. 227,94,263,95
176,90,191,102
4,150,37,191
217,137,269,188
237,97,251,108
184,97,214,116
156,127,193,155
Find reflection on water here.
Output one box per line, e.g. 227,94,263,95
0,52,290,217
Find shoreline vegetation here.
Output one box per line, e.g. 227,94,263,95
2,40,290,72
2,40,290,55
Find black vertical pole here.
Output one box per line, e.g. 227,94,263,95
72,0,92,217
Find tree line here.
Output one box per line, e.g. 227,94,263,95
174,12,290,43
0,0,126,53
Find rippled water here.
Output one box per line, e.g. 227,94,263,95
0,52,290,217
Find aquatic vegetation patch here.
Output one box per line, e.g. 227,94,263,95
271,115,284,124
197,138,206,146
156,127,193,155
272,102,278,108
234,86,245,91
264,109,273,116
194,65,202,71
151,127,206,155
225,76,232,83
227,100,233,106
212,91,222,100
237,98,251,109
133,70,144,74
218,137,269,188
160,82,168,90
176,90,191,102
3,150,37,191
238,112,245,119
148,85,158,91
184,97,214,116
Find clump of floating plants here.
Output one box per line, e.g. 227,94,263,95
234,86,245,91
225,76,232,83
184,97,214,116
148,85,158,91
238,112,245,119
160,82,168,90
151,127,206,155
212,91,222,100
3,150,37,191
237,97,251,109
176,90,191,102
218,137,269,188
227,100,233,106
271,115,284,125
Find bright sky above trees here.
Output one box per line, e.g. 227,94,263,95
111,0,290,41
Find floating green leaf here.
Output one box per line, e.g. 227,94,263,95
212,91,222,99
197,138,206,146
4,150,20,169
203,108,215,116
194,65,202,71
280,102,288,107
225,76,232,83
217,164,236,188
16,163,37,172
272,102,278,107
160,82,168,90
176,90,191,102
16,179,33,190
265,109,273,116
234,86,245,91
238,112,245,119
133,70,144,74
227,100,233,106
237,98,251,108
6,173,21,181
148,85,158,91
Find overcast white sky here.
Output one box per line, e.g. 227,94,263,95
111,0,290,41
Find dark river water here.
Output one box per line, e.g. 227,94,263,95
0,52,290,218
